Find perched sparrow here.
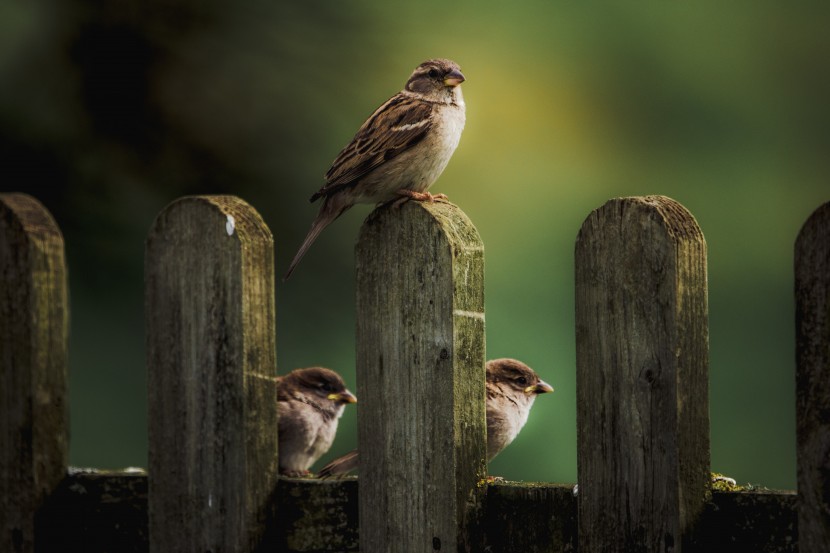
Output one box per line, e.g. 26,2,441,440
284,58,467,280
277,367,357,477
317,358,553,477
484,358,554,461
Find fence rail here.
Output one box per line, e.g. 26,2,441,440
1,192,827,552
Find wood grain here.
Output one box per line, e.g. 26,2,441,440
0,193,68,553
795,201,830,553
36,468,148,553
30,473,799,553
575,195,710,552
482,482,577,553
355,201,486,553
145,196,278,552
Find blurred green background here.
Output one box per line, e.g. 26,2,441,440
2,2,827,490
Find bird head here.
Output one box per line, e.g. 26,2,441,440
405,58,465,100
284,366,357,405
486,358,554,398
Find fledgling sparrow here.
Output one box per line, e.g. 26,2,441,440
484,358,554,461
284,58,466,280
277,367,357,477
317,358,553,477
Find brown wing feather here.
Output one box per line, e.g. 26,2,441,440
317,449,359,478
311,94,433,201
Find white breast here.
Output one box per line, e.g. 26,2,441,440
417,96,466,191
355,91,466,201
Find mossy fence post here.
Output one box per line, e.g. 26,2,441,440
795,200,830,553
355,201,487,552
4,191,830,552
575,195,710,552
145,196,278,552
0,194,69,553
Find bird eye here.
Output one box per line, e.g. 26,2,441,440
320,382,333,392
428,68,440,79
517,376,528,385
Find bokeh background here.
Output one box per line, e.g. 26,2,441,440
3,2,828,489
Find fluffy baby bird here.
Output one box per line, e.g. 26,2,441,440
277,367,357,477
484,358,554,461
317,358,553,477
284,58,466,279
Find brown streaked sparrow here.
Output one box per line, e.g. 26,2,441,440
277,367,357,477
484,358,554,461
317,358,553,477
284,58,466,280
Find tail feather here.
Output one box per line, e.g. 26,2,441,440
318,449,359,478
284,198,350,280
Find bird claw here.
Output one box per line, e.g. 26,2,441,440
393,189,450,208
390,195,410,210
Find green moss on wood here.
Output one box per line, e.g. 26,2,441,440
27,473,800,552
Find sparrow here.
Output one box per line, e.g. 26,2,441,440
277,366,357,477
284,58,467,280
317,358,553,477
483,358,554,461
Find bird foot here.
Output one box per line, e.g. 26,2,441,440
392,189,449,209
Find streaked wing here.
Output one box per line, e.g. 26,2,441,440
314,94,433,199
317,449,359,478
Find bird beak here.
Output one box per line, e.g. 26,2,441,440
443,69,465,87
328,390,358,404
524,379,554,395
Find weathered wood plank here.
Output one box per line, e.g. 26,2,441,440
575,196,710,552
355,201,486,552
482,482,577,553
33,471,362,553
145,196,278,552
689,489,797,553
795,200,830,553
269,476,358,553
30,474,798,553
0,193,69,553
36,469,148,553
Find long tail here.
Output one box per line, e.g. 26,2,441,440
283,197,351,280
318,449,359,478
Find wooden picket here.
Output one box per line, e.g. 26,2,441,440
355,201,486,552
0,194,68,553
145,196,279,552
575,196,710,552
0,193,826,552
795,201,830,553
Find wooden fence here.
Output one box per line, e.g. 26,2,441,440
1,192,827,552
